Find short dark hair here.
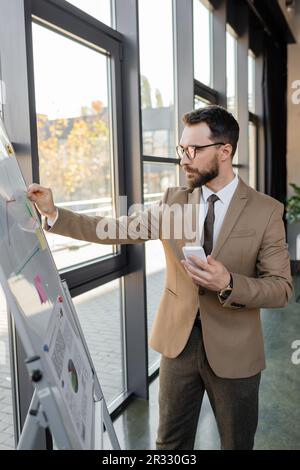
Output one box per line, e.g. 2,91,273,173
182,105,240,157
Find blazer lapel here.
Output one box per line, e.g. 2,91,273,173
211,177,249,259
173,178,249,259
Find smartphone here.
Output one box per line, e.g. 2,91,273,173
182,246,207,265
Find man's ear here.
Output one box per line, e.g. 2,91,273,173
220,144,233,161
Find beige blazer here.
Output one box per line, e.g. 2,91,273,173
44,177,293,378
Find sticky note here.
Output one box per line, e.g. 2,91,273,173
34,274,49,304
35,228,47,250
5,144,14,156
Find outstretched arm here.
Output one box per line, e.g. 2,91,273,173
28,184,168,245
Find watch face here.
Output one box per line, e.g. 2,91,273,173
221,288,232,299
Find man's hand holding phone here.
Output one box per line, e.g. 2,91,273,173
182,246,207,266
181,245,231,292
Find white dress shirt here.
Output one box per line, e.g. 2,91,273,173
47,209,59,227
199,174,239,249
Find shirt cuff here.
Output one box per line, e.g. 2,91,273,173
47,209,59,227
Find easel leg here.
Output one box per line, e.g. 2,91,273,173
103,401,121,450
17,391,45,450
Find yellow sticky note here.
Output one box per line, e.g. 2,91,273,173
5,144,14,157
35,228,47,251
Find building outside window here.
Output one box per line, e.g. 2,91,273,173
32,23,116,271
139,0,179,373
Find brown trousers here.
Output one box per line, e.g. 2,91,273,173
156,322,261,450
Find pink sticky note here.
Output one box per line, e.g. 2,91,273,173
34,274,48,304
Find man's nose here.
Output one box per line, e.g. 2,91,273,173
179,152,190,166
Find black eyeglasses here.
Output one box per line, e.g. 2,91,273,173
176,142,225,161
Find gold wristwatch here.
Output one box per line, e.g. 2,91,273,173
218,274,233,302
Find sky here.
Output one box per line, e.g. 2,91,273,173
32,0,216,119
193,0,211,87
138,0,174,108
32,22,109,120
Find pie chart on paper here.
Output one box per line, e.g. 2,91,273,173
68,359,79,393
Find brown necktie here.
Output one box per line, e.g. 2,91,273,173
203,194,219,256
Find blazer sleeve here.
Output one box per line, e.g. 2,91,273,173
221,202,293,309
43,189,169,245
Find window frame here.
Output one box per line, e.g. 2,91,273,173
194,80,218,105
27,0,128,296
138,0,181,375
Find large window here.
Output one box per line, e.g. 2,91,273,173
144,163,178,372
66,0,113,26
226,25,239,169
193,1,216,115
193,0,213,88
139,0,179,374
226,26,238,118
144,163,177,196
73,279,125,408
139,0,175,158
32,23,116,271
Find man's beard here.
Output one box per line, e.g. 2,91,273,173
185,156,219,189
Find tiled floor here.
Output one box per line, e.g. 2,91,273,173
107,289,300,450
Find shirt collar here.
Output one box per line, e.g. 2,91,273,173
202,174,239,204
